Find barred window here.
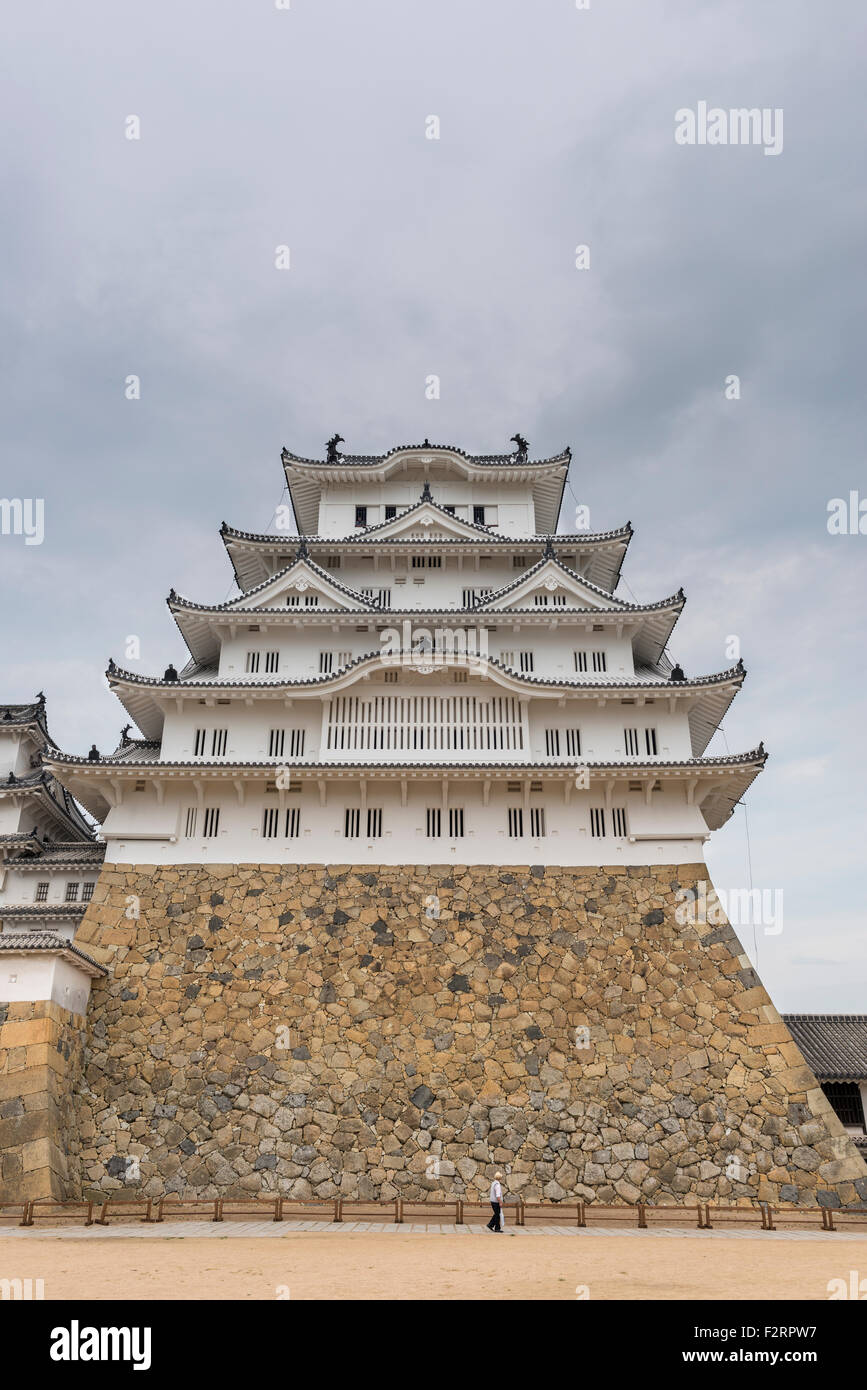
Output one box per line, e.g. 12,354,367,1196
823,1083,865,1129
611,807,628,837
82,882,95,902
367,808,383,838
545,729,560,756
530,807,546,838
449,807,465,838
590,807,606,838
184,806,198,838
645,728,658,755
245,650,260,673
65,882,79,902
507,807,524,837
624,727,640,755
344,808,361,838
264,650,280,673
35,881,49,902
203,807,220,837
285,807,301,838
565,728,581,757
426,807,442,838
193,728,206,756
211,728,228,756
262,807,280,838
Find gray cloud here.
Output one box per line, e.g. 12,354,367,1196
1,0,865,1006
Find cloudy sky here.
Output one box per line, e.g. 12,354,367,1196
2,0,865,1007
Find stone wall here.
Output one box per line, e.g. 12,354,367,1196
56,862,867,1207
0,1000,85,1203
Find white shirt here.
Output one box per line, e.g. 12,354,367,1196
490,1180,503,1203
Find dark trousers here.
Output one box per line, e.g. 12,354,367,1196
487,1201,501,1231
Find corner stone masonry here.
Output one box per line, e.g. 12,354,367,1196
0,1000,86,1202
63,862,867,1207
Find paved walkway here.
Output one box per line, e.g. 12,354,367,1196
3,1219,866,1242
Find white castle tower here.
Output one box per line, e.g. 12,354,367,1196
45,439,765,865
0,696,103,941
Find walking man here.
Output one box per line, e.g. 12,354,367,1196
486,1171,504,1231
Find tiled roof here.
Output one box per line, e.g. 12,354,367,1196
220,523,632,547
46,747,767,773
0,904,90,918
0,768,96,840
165,594,684,620
5,841,105,868
0,931,106,975
783,1015,867,1082
281,443,571,468
101,655,745,695
0,701,45,725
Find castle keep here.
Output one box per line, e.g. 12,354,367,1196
2,438,865,1208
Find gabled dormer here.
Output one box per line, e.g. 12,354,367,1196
168,551,381,667
475,553,628,613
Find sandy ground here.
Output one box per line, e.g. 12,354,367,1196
3,1231,866,1300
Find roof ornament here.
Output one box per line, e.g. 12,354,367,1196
107,657,117,675
543,535,556,559
168,587,177,603
120,724,132,745
164,663,179,682
87,745,100,763
36,691,45,705
670,663,686,682
420,480,433,502
736,657,745,673
510,433,529,462
6,771,15,783
325,434,344,463
296,537,309,559
2,710,11,721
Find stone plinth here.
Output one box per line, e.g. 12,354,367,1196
28,862,867,1206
